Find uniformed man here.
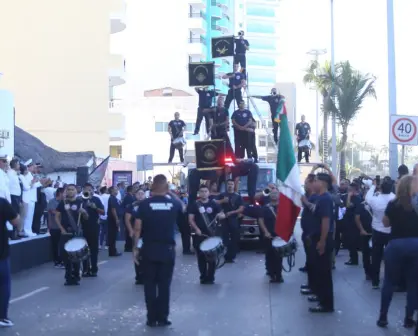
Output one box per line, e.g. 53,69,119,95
234,30,250,72
258,190,283,283
217,179,244,263
80,183,105,277
107,186,123,257
133,174,182,327
253,88,284,144
168,112,186,164
189,184,223,284
194,87,217,135
295,115,311,163
125,189,146,284
308,173,334,313
231,101,255,159
300,174,319,296
55,184,89,286
205,95,235,161
343,182,362,266
222,64,246,110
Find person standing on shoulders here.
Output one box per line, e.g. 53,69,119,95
295,115,311,163
308,173,334,313
189,184,223,284
258,190,283,283
132,175,183,327
0,198,20,327
168,112,186,164
193,87,217,135
234,30,249,73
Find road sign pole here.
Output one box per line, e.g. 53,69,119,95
401,145,405,164
387,0,398,178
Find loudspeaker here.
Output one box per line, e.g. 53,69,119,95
76,166,89,186
195,139,226,171
211,35,235,58
188,62,215,87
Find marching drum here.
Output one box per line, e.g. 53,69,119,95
200,236,225,269
64,237,90,263
271,236,298,257
172,137,186,149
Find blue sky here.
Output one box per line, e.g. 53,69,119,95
112,0,417,150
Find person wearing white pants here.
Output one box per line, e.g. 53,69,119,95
21,160,39,237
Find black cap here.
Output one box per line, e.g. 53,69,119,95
317,173,332,188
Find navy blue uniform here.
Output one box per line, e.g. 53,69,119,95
107,195,123,256
190,200,221,282
344,194,362,265
122,193,135,252
81,196,104,275
310,192,334,311
56,198,84,283
261,94,284,144
187,169,225,207
234,38,249,70
135,196,182,324
224,72,246,110
168,119,186,163
231,162,259,202
127,202,144,283
295,122,311,163
231,109,254,159
261,204,283,281
301,194,319,290
217,192,243,261
195,89,217,135
209,106,235,160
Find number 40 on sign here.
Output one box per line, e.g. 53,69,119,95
390,115,418,146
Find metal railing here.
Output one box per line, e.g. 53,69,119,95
188,36,206,44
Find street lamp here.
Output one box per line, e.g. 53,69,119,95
387,0,398,178
307,48,327,163
330,0,338,177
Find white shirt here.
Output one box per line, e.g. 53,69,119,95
365,185,395,234
0,169,11,202
7,169,21,197
99,193,110,220
43,187,56,203
25,172,41,203
20,174,31,203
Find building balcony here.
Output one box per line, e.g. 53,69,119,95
218,17,230,33
109,54,126,87
211,5,223,19
188,13,207,34
216,0,230,10
108,111,126,141
187,37,207,57
110,0,126,34
188,0,206,10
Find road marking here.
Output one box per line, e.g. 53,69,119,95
10,286,49,304
216,283,230,299
98,260,108,266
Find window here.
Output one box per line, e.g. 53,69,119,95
155,122,168,132
109,145,122,159
185,122,196,132
259,135,267,147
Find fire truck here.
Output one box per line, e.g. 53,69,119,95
183,162,276,241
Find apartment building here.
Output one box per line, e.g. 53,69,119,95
0,0,126,158
187,0,235,94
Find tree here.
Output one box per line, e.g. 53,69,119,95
303,61,337,164
304,61,377,179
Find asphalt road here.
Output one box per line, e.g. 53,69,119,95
4,233,416,336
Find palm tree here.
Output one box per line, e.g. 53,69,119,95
305,61,377,179
303,61,337,164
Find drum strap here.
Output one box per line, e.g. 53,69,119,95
268,205,277,218
196,201,215,235
64,202,82,236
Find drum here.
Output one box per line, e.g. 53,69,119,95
298,139,311,150
272,236,298,257
64,237,90,263
200,236,225,269
136,238,143,261
172,137,186,149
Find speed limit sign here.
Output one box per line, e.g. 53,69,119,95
390,115,418,145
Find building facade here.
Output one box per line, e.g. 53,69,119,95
187,0,235,94
0,0,126,158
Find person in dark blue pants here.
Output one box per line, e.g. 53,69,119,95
0,198,20,327
133,175,183,327
217,179,244,263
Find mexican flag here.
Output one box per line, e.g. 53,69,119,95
275,105,302,242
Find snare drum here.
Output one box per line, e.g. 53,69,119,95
271,236,298,257
64,237,90,263
200,237,225,267
172,137,186,149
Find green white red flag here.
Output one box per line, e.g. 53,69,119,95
275,103,302,242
